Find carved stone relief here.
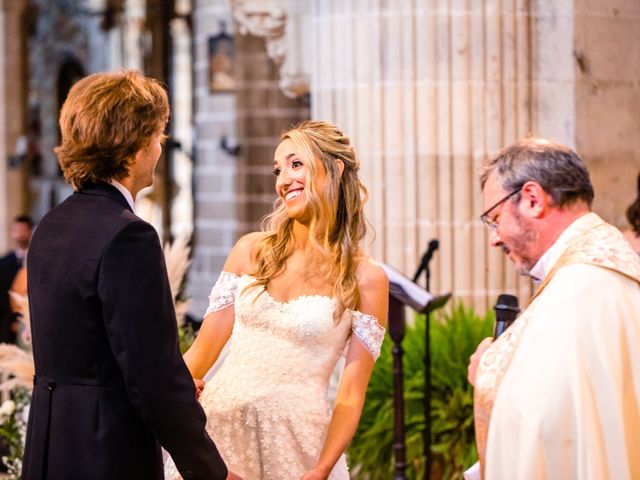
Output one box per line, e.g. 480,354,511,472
230,0,310,98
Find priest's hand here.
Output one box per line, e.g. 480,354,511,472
468,337,493,386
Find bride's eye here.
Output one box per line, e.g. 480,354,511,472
292,160,303,168
273,168,281,176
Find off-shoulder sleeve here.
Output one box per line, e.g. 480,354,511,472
351,311,386,360
204,271,239,316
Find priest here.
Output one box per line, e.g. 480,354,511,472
469,138,640,479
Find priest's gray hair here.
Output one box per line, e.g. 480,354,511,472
480,138,594,208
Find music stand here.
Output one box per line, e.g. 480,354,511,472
380,263,451,479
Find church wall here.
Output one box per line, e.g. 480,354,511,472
186,0,238,316
187,0,309,317
573,0,640,227
0,0,28,252
305,0,638,311
310,0,550,310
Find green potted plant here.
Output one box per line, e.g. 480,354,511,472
349,303,493,479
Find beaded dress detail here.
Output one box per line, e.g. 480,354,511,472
165,272,385,480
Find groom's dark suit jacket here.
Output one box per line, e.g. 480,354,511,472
23,183,227,480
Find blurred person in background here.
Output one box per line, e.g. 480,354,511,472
623,172,640,254
0,215,33,344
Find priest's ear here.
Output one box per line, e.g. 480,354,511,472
520,180,552,219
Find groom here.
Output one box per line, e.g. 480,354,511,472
23,71,230,479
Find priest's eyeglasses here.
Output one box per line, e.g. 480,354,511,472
480,187,522,231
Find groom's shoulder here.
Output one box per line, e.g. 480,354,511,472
108,216,159,247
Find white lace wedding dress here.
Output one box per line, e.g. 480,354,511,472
165,272,385,480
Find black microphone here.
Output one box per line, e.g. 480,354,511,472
412,239,440,283
493,294,520,339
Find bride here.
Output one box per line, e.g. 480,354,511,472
166,120,388,479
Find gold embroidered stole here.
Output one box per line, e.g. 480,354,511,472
472,220,640,477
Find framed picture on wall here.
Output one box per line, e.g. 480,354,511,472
208,31,235,93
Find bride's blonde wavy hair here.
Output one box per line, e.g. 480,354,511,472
248,120,370,318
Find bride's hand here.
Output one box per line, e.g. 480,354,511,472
300,467,329,480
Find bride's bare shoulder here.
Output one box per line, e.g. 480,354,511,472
223,232,270,275
353,255,389,324
355,256,388,294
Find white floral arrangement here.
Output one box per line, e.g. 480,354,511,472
0,232,194,477
0,387,29,478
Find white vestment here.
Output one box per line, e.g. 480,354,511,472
475,213,640,479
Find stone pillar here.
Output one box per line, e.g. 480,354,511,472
310,0,552,309
573,0,640,226
145,0,174,243
187,0,239,316
169,0,195,237
306,0,592,310
122,0,146,71
227,0,637,311
0,0,27,252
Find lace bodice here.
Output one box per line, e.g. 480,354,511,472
165,271,385,480
207,271,385,359
206,273,384,408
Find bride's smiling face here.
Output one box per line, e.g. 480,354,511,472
273,138,327,222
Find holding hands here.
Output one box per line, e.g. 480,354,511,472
193,378,205,399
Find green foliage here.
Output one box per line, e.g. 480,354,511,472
348,303,494,479
178,322,196,354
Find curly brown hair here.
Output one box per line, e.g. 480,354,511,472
55,70,169,190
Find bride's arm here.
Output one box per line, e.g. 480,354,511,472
183,306,235,380
183,232,265,380
302,262,389,480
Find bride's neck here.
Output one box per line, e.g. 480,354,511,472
290,221,324,253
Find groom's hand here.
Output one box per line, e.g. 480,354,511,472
227,471,243,480
193,378,205,399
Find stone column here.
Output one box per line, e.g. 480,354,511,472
186,0,239,315
307,0,584,310
0,0,27,251
573,0,640,226
169,0,195,237
227,0,638,312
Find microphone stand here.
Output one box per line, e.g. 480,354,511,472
412,239,439,480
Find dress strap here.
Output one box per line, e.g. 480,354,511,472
204,271,240,316
351,311,385,360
